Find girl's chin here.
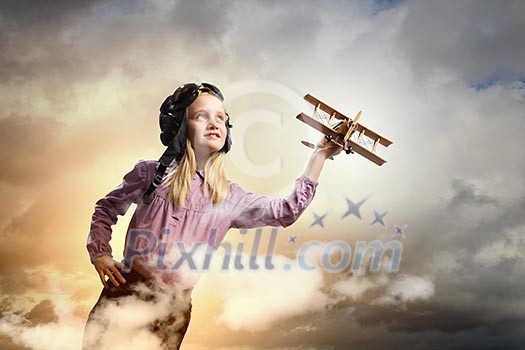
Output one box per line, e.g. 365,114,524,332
194,144,223,155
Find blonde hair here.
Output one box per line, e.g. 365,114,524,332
161,139,229,209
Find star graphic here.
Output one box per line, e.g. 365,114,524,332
309,212,327,228
368,210,388,228
285,232,301,245
393,224,408,238
341,196,366,220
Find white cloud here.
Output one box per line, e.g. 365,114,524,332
201,254,333,332
0,280,192,350
332,276,376,301
0,295,84,350
473,228,525,267
377,274,435,305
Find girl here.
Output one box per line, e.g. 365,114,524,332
82,82,342,349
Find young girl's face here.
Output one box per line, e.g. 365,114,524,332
186,93,228,157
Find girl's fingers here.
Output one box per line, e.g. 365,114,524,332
106,270,120,287
110,266,127,284
98,269,109,289
94,259,126,288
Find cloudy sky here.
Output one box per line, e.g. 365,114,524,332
1,0,524,349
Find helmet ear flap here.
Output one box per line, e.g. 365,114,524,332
159,93,185,146
159,111,180,146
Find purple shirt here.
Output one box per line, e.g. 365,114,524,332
87,160,318,285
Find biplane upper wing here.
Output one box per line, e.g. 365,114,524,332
304,94,347,120
346,140,387,166
304,94,393,148
296,112,340,141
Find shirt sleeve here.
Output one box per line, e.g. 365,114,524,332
86,159,153,263
229,174,319,229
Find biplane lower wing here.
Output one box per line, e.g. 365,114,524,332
346,140,387,166
296,113,341,142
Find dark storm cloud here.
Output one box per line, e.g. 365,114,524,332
190,303,521,350
202,300,523,350
0,336,26,350
0,296,15,317
0,0,238,85
0,0,105,82
398,0,525,83
24,299,58,325
169,1,232,42
448,178,498,208
315,306,525,350
0,0,99,23
352,303,483,333
379,186,525,345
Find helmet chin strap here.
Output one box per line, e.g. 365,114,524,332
142,136,181,205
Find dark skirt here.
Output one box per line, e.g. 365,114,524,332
82,268,192,350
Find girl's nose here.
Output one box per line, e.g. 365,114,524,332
208,116,221,128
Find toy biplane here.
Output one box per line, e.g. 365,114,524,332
296,94,393,166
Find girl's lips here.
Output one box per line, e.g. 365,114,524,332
205,133,221,138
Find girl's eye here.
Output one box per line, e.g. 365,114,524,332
192,113,227,123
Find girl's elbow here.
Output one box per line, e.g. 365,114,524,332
279,211,302,228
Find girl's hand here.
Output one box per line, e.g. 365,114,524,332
314,136,343,159
93,255,127,288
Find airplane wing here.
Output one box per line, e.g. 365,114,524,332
352,124,393,147
347,140,387,166
296,112,341,141
304,94,348,120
